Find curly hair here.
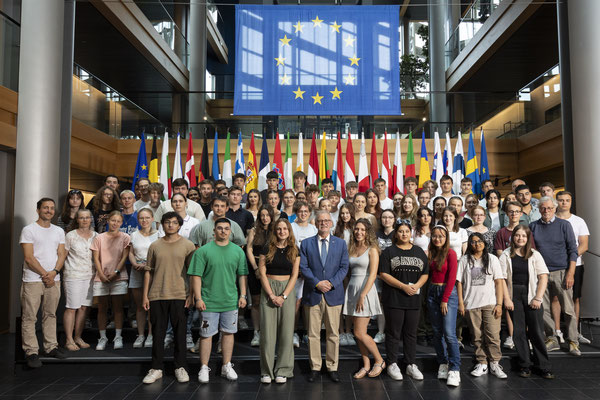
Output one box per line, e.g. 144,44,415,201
92,185,120,214
348,218,381,257
265,218,299,264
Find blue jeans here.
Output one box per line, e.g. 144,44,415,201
427,285,461,371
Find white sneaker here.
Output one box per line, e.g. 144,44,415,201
251,331,260,347
339,333,349,346
447,370,461,387
471,363,488,377
275,376,287,384
406,364,424,380
578,333,591,345
556,330,565,344
164,334,174,348
437,363,449,380
96,337,108,351
198,365,210,383
143,369,163,384
503,336,514,349
261,375,272,383
221,362,238,381
387,362,403,381
186,334,194,350
113,336,123,350
175,367,190,383
133,335,145,349
144,335,153,348
293,333,300,348
346,334,356,346
490,362,507,379
373,332,385,344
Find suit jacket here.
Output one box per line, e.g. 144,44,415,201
299,234,349,307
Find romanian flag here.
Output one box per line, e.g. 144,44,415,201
149,135,159,183
405,131,416,179
245,132,258,192
466,130,481,194
319,131,329,189
418,130,431,188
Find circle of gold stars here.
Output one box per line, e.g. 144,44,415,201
273,15,359,105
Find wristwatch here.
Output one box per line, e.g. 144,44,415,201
240,295,248,300
282,294,288,300
115,270,121,274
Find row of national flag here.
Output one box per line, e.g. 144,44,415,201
131,129,490,199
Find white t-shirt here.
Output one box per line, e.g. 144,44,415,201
412,229,430,254
449,228,468,258
134,199,150,211
566,214,590,266
158,215,200,240
130,230,160,263
292,222,318,247
489,211,500,232
457,253,503,310
379,197,394,211
64,230,98,281
19,222,66,282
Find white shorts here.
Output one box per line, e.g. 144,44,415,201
93,280,128,297
295,277,304,300
129,268,144,289
64,279,94,309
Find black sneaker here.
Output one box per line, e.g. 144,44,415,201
541,370,555,379
518,368,531,378
45,347,67,359
26,354,42,368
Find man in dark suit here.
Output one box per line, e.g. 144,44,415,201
299,210,349,382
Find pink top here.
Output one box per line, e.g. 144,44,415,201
429,249,458,303
90,232,131,282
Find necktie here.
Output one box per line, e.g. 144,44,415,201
321,238,328,267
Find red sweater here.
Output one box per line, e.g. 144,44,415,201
429,249,458,303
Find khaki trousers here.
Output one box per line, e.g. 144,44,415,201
305,296,341,371
21,281,61,356
466,304,502,363
543,269,578,342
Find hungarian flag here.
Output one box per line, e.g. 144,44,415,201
392,130,404,194
273,131,284,190
369,132,379,188
319,131,329,189
198,133,210,182
283,132,293,190
331,131,345,197
358,131,369,192
307,131,319,185
245,132,258,192
184,133,197,187
222,131,233,186
381,131,392,197
405,131,416,179
159,131,171,199
418,130,431,188
148,134,159,183
344,132,356,188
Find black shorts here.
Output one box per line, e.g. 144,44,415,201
573,264,584,300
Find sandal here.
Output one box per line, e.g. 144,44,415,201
74,338,90,349
368,362,386,378
353,367,369,379
65,342,80,351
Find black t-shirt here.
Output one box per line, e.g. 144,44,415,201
200,200,213,219
379,245,429,309
511,255,529,286
260,189,283,209
261,246,294,276
226,207,255,235
459,218,473,229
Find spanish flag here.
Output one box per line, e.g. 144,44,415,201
245,132,258,192
148,135,159,183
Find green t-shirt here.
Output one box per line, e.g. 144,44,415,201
187,241,248,312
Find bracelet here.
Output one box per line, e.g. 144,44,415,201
52,269,60,274
533,298,542,302
495,304,502,307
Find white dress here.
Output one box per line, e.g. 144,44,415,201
343,249,383,317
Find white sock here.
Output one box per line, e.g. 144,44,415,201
115,328,122,338
99,330,107,339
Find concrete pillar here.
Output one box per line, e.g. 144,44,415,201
9,0,73,331
565,0,600,318
188,0,207,138
428,0,449,135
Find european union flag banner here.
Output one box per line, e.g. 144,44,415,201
234,5,401,116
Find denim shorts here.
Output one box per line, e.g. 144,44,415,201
200,310,238,337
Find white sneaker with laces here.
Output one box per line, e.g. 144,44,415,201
346,334,356,346
578,333,591,345
503,336,514,349
143,369,163,384
387,362,403,381
144,335,153,348
113,336,123,350
406,364,424,380
261,375,272,383
221,362,238,381
490,362,507,379
471,363,488,377
164,334,174,348
251,331,260,347
186,334,194,350
293,333,300,348
198,365,210,383
133,335,145,349
96,337,108,351
339,333,349,346
373,332,385,344
275,376,287,384
556,330,565,344
175,367,190,383
437,363,449,380
447,370,461,387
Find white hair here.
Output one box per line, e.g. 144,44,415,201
539,196,558,208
